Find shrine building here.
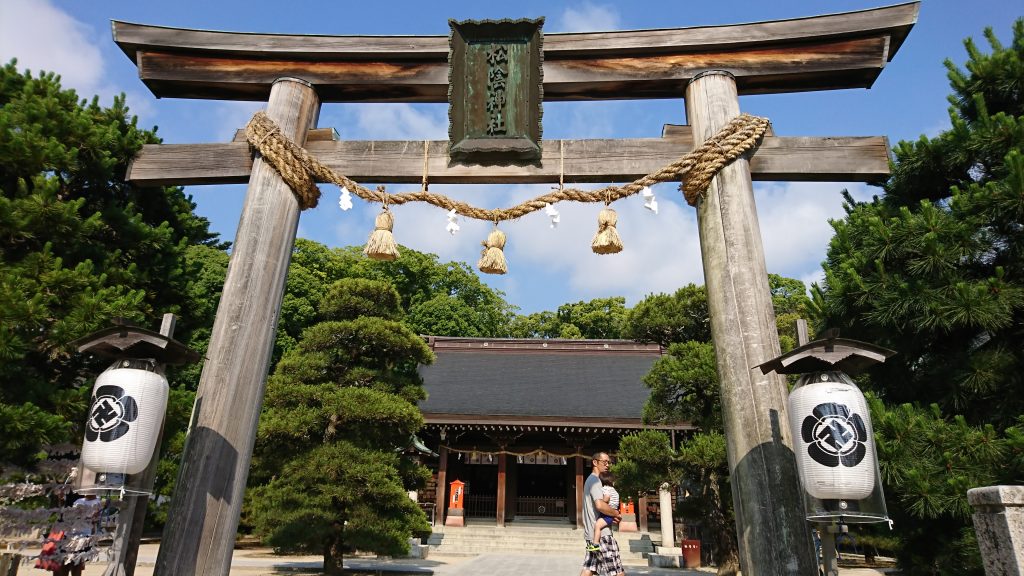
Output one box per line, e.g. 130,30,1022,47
416,336,692,529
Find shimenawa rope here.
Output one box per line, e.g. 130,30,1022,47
244,110,769,213
243,111,769,270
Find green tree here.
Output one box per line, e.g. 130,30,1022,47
613,429,679,500
816,22,1024,573
557,297,627,339
273,241,516,359
642,341,721,430
0,61,223,468
675,432,738,575
340,245,517,337
623,284,710,347
871,400,1023,575
509,297,627,339
768,274,814,352
507,310,561,338
248,278,433,573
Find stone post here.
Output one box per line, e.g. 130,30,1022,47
968,485,1024,575
659,484,675,549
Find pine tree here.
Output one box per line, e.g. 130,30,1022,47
0,61,223,469
818,21,1024,426
248,278,433,574
817,21,1024,574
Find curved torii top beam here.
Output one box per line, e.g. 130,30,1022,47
111,2,918,102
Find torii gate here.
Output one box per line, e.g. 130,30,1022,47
112,3,917,574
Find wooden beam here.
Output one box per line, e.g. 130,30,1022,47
232,126,337,142
639,495,649,534
113,4,917,62
126,133,890,187
131,36,889,102
111,3,918,102
435,446,448,527
575,456,585,530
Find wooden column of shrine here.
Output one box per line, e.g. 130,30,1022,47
435,446,448,527
685,70,815,573
639,495,649,533
575,455,585,530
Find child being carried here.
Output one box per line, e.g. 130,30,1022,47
587,471,619,551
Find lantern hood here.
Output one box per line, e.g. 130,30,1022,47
68,320,201,365
756,336,895,376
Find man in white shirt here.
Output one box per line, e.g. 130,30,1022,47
580,452,625,576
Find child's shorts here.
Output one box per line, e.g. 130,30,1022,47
601,514,614,525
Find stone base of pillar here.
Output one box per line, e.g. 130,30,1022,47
968,485,1024,576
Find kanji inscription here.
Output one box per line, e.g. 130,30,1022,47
448,18,543,164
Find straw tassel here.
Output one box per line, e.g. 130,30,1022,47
591,206,623,254
477,228,508,275
364,208,400,261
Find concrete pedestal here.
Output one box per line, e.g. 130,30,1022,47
649,547,684,568
405,538,429,559
444,508,464,527
618,513,638,532
968,485,1024,576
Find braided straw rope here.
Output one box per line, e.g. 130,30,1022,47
244,111,770,214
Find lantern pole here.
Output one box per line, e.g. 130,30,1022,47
101,313,176,576
821,523,845,576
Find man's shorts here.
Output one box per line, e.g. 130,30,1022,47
581,534,624,575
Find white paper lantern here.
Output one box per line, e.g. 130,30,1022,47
788,373,876,500
81,366,168,475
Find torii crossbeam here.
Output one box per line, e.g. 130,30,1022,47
112,4,918,575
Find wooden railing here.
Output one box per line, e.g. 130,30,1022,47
516,496,567,517
465,495,496,518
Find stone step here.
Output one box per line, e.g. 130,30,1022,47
427,527,656,564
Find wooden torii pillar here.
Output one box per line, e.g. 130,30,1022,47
110,4,918,575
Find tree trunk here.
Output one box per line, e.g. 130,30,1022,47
706,471,740,576
323,537,343,576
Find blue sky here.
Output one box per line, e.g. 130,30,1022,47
1,1,1020,314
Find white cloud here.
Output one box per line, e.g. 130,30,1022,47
0,0,156,119
555,3,622,33
327,103,448,140
215,101,265,143
755,181,874,287
0,0,105,96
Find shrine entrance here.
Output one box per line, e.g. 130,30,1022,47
514,460,569,519
110,4,918,574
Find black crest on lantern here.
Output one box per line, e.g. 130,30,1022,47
86,384,139,443
801,402,868,468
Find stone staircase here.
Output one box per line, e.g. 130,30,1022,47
427,519,656,565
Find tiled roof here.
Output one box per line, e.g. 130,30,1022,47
418,337,663,421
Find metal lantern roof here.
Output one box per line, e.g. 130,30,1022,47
756,337,895,376
68,320,201,365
